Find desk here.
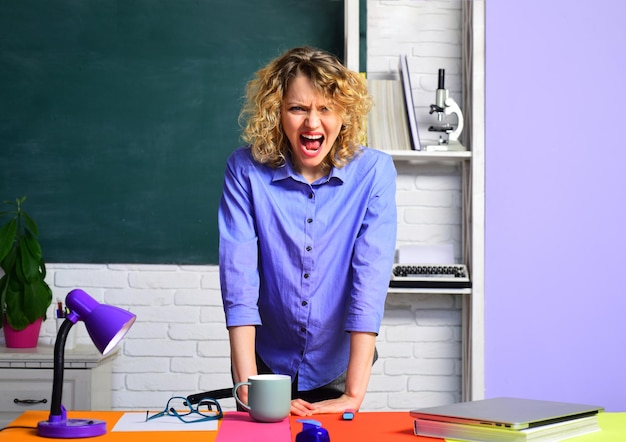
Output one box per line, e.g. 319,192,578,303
1,411,625,441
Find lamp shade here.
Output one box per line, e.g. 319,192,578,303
66,289,136,355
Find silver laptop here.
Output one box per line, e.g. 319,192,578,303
410,397,604,430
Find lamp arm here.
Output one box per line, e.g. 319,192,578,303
50,318,74,417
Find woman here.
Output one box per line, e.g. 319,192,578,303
218,46,397,416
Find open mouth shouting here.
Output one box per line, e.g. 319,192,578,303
301,133,325,155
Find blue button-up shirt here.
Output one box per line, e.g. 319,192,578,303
218,146,397,391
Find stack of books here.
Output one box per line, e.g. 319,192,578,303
367,77,412,151
366,55,421,151
413,415,599,442
410,397,603,442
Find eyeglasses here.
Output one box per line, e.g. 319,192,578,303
146,396,223,423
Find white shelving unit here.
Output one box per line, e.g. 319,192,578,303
385,72,484,403
378,0,486,404
350,0,485,403
0,345,118,428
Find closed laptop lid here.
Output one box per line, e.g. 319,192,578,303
409,397,604,430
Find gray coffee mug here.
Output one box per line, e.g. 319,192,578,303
233,374,291,422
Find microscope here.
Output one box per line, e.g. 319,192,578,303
426,69,466,151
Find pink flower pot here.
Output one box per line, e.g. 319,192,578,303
3,317,43,348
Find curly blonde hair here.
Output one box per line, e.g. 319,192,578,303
239,46,372,170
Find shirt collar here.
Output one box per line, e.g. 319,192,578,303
272,158,345,186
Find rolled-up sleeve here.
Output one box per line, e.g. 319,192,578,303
218,150,262,328
346,154,397,333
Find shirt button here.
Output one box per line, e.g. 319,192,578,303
301,300,308,307
307,218,313,223
306,246,312,252
303,273,310,279
308,193,314,199
300,327,306,333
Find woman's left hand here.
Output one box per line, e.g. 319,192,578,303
291,398,317,416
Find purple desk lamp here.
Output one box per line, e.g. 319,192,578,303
37,289,136,438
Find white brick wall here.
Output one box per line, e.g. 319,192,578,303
3,1,464,413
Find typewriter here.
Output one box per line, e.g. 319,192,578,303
389,263,471,289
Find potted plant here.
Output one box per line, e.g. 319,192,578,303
0,196,53,347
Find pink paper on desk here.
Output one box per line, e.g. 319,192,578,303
216,412,291,442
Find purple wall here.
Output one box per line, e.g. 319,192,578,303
485,0,626,411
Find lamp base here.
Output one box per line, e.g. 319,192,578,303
37,418,107,438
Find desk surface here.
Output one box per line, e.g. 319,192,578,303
1,410,625,441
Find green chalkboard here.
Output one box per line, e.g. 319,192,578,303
0,0,345,264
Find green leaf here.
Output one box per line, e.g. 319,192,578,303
6,310,29,330
30,279,52,318
0,274,8,299
4,284,30,330
0,218,17,263
0,274,9,329
18,238,39,282
23,229,43,264
22,281,38,322
4,279,20,307
1,247,17,273
14,249,26,283
20,279,52,323
41,260,48,280
22,212,39,238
